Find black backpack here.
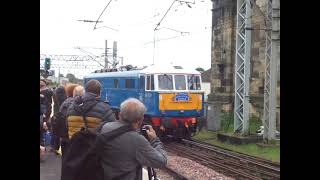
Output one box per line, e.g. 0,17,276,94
51,111,68,138
61,102,133,180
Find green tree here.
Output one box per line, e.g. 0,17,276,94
195,67,205,72
66,73,77,83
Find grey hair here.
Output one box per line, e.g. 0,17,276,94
120,98,147,123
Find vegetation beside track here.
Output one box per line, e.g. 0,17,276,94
193,113,280,162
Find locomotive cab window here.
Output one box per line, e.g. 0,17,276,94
125,79,135,89
158,74,173,90
174,75,186,90
188,75,201,90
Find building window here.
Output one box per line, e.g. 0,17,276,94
125,79,135,89
114,79,119,88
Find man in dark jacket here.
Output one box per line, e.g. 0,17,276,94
40,93,47,146
59,85,84,156
66,79,116,138
40,79,54,123
99,98,167,180
53,85,67,115
51,84,67,154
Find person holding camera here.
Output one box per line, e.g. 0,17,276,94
99,98,167,180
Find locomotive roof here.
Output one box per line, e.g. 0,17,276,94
84,64,200,79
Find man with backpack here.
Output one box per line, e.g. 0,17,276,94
99,98,167,180
58,84,84,156
61,80,116,180
66,79,116,138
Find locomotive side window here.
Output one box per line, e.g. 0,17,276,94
125,79,135,89
140,76,145,89
188,75,201,90
174,75,186,90
114,79,119,88
146,76,150,90
151,75,154,90
145,75,154,90
158,74,173,90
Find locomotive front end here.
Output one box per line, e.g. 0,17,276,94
157,92,204,138
148,72,204,139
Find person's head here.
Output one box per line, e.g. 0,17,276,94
85,79,102,97
73,85,85,97
119,98,147,129
60,80,67,87
65,84,78,98
40,80,46,89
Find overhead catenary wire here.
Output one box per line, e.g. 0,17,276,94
157,26,190,35
154,0,177,31
93,0,114,30
152,0,197,63
74,47,105,67
94,25,119,32
145,33,190,46
43,0,213,72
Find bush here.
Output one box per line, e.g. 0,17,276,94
220,112,234,133
249,115,262,135
220,112,262,134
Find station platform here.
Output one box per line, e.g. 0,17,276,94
40,147,150,180
40,149,61,180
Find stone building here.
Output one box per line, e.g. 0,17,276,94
208,0,280,129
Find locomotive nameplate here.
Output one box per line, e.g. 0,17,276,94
174,92,190,102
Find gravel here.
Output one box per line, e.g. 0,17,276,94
154,168,175,180
154,152,234,180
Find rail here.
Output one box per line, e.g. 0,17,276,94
164,139,280,180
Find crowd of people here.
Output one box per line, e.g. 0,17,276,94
40,79,167,180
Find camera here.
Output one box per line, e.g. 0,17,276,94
140,125,151,140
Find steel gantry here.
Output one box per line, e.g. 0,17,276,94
234,0,252,135
40,54,105,78
263,0,280,141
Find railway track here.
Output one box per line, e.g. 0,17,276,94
164,139,280,180
189,139,280,168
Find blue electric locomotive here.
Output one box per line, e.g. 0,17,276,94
84,64,204,138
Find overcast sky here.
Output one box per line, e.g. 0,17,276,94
40,0,212,78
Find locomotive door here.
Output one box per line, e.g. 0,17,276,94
139,75,145,103
144,74,155,114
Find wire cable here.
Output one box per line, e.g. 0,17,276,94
154,0,177,31
93,0,114,30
